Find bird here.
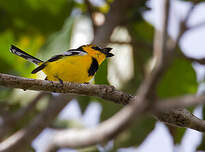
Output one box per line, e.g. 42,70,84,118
10,44,114,84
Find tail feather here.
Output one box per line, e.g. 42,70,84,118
10,45,43,65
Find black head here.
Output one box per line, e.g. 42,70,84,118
91,46,114,58
101,48,114,57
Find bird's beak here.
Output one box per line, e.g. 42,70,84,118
104,47,112,52
106,52,114,57
102,48,114,58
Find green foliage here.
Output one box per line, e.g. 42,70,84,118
0,0,75,36
100,99,122,121
39,16,74,60
157,57,198,98
0,0,75,76
0,0,203,151
0,0,75,142
79,147,100,152
173,127,186,144
132,22,154,43
52,119,84,129
166,125,187,145
95,60,109,85
124,21,153,94
77,96,91,114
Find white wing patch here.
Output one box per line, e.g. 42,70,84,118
64,50,87,56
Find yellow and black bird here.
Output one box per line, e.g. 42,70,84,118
10,44,114,83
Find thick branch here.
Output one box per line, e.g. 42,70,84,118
1,73,205,151
45,94,205,151
2,2,205,149
0,73,132,105
46,100,147,151
155,108,205,132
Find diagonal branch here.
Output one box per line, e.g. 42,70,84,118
156,94,205,110
1,1,205,150
0,94,73,152
0,92,48,140
2,73,205,151
45,94,205,151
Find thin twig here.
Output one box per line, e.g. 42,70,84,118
153,0,170,66
181,53,205,65
156,94,205,110
188,20,205,31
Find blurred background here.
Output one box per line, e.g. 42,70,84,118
0,0,205,151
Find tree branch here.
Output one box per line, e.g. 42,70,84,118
181,54,205,65
153,0,170,65
45,93,205,151
1,73,205,151
1,1,205,151
0,92,48,140
0,73,132,105
156,94,205,110
188,20,205,31
0,94,73,152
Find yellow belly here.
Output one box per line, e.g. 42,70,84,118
42,55,93,83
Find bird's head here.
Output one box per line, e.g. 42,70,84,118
79,44,114,64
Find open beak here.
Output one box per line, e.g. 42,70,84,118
106,52,114,57
102,47,114,58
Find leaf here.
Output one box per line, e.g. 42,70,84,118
79,146,100,152
0,0,75,36
39,16,74,60
100,98,122,121
113,116,156,149
166,125,186,144
157,57,198,98
95,60,109,85
77,96,92,114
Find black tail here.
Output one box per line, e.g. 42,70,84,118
10,45,43,65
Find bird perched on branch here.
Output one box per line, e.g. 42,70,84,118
10,44,114,83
